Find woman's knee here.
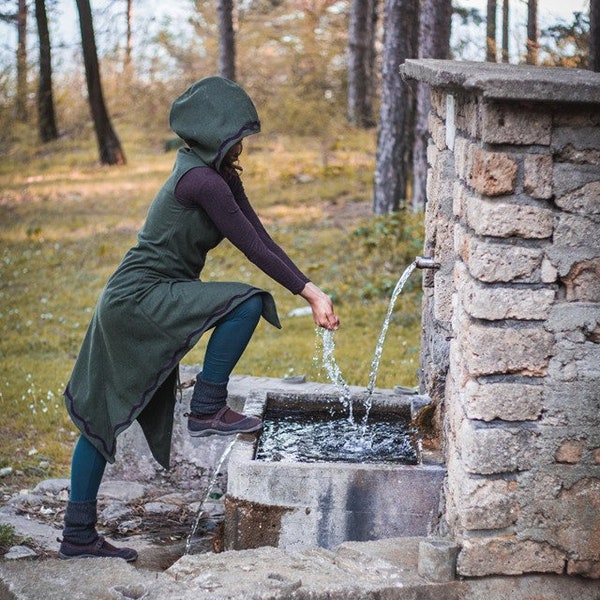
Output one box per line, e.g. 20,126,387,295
233,294,263,321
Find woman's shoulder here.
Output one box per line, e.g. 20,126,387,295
177,166,231,198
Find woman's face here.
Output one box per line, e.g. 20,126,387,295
227,142,243,162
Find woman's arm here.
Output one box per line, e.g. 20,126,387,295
175,168,309,294
226,174,310,283
176,168,339,330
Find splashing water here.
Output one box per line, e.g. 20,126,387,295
185,437,236,555
366,261,417,396
316,327,353,421
256,412,417,465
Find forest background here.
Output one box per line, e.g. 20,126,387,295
0,0,597,483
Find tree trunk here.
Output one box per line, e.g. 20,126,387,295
218,0,236,81
486,0,497,62
347,0,378,128
35,0,58,142
501,0,509,63
16,0,27,122
590,0,600,72
75,0,126,165
412,0,452,212
526,0,538,65
373,0,419,214
124,0,133,72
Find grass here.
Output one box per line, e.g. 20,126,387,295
0,125,424,488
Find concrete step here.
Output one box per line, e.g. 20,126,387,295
0,537,460,600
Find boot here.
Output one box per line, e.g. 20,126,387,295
187,374,262,436
59,500,138,562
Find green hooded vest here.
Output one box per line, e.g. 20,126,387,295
65,77,280,469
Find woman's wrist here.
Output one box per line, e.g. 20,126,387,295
300,282,321,301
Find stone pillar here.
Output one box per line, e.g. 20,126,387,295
402,60,600,579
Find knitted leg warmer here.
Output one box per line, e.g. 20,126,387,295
62,499,98,545
190,373,228,416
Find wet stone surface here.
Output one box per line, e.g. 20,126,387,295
0,476,226,568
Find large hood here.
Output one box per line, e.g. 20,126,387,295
169,76,261,171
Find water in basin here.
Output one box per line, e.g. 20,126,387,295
255,408,418,465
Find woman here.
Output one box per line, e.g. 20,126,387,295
58,76,339,561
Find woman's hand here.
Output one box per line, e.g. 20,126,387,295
300,282,340,331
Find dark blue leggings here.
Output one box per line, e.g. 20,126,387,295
69,294,263,501
201,294,262,383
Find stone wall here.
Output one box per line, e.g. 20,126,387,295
403,60,600,579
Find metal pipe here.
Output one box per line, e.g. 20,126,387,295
415,256,440,269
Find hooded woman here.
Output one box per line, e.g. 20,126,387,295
58,76,339,561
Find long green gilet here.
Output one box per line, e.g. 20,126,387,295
64,148,280,469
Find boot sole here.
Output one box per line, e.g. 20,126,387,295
58,550,138,562
188,424,263,437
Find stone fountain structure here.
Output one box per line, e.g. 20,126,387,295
405,59,600,581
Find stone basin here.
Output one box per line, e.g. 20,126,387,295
224,388,446,551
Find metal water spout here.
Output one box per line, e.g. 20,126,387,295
415,256,440,269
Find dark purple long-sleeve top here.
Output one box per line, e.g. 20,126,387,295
175,166,310,295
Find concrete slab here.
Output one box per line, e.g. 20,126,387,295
400,59,600,104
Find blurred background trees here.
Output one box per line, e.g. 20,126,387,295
0,0,598,205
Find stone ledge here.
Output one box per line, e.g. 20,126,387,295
2,538,599,600
401,59,600,105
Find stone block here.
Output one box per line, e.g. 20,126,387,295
461,235,545,283
541,257,559,283
567,559,600,578
438,152,458,216
554,439,585,463
462,323,554,377
547,339,600,386
561,259,600,302
556,145,600,166
453,136,471,182
433,272,454,324
552,125,600,152
430,88,446,119
554,107,600,127
452,181,465,218
418,538,459,582
546,302,600,336
554,214,600,249
461,420,538,474
454,93,479,138
456,476,518,530
427,137,439,173
428,112,446,150
555,181,600,215
465,195,554,239
553,163,599,198
469,147,517,197
517,473,600,564
481,101,551,145
463,379,543,422
457,538,565,577
524,154,553,199
461,277,555,321
541,380,600,428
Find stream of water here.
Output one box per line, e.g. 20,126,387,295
366,261,417,395
184,437,236,555
316,261,417,425
316,327,353,421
